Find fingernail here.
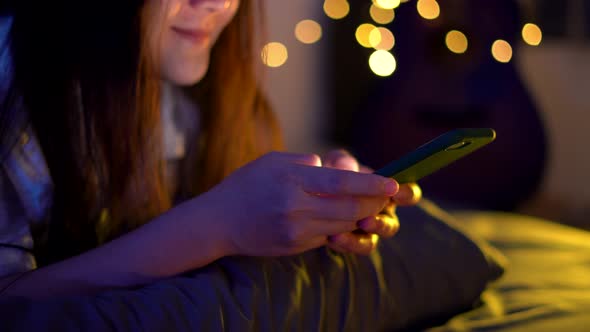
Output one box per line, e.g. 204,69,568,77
394,183,422,202
394,187,412,200
383,180,399,196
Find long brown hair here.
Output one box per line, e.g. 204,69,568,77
5,0,282,264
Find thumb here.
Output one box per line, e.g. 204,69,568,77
323,149,359,172
268,152,323,167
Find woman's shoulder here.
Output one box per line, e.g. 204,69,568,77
0,125,51,277
2,126,53,225
0,15,12,68
0,14,11,36
0,13,18,148
0,15,50,277
0,163,38,276
0,14,13,84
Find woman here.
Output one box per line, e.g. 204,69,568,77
0,0,419,299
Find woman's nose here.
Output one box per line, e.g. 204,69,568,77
188,0,232,12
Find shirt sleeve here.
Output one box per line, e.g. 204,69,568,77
0,15,37,277
0,168,37,278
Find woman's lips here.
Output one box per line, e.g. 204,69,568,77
171,27,211,45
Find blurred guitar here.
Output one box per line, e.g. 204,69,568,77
350,0,546,210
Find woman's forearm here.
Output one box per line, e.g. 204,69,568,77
0,196,232,300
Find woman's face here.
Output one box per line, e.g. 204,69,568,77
149,0,239,86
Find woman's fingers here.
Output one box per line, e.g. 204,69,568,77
321,149,373,174
244,151,406,257
357,214,399,238
304,195,390,222
267,151,323,167
298,236,329,252
328,232,379,256
297,165,399,197
383,200,396,216
326,241,349,254
358,165,374,174
392,183,422,206
305,219,359,237
322,149,360,172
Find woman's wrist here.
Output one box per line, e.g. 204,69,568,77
171,192,236,266
105,193,236,281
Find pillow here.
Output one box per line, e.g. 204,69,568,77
0,199,504,331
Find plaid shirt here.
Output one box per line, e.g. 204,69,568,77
0,14,198,278
0,15,52,277
0,126,52,277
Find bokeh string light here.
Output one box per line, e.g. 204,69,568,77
369,50,397,76
522,23,542,46
356,23,378,48
370,4,395,24
491,39,513,63
295,20,323,44
370,27,395,51
417,0,440,20
445,30,468,54
264,1,543,74
261,42,288,68
324,0,350,20
373,0,401,10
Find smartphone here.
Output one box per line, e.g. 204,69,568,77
373,128,496,183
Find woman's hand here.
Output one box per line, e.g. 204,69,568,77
0,151,411,300
200,152,399,257
321,149,422,255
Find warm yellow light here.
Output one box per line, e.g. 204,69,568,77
417,0,440,20
369,29,382,48
369,50,397,76
324,0,350,20
370,27,395,50
373,0,401,10
491,39,512,63
261,42,288,67
370,4,395,24
522,23,542,46
295,20,322,44
356,23,377,48
445,30,468,54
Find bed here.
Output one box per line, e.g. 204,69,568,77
1,202,589,331
430,211,590,331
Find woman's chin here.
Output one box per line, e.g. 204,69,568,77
163,62,209,87
168,71,207,87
